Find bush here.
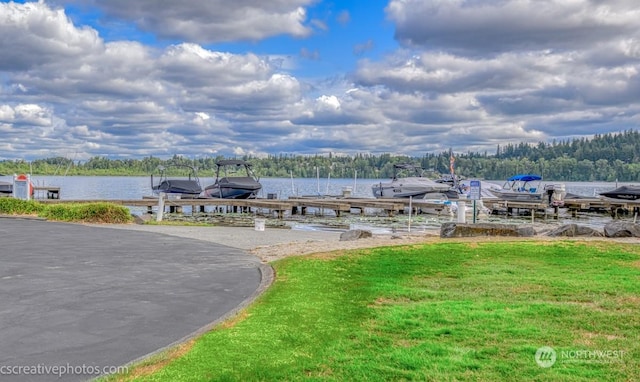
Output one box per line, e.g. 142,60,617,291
0,198,45,215
41,203,132,223
0,198,132,223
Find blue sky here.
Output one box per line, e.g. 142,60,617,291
0,0,639,160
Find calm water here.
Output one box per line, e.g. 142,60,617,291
23,175,630,200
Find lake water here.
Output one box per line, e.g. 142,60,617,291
8,175,633,232
22,175,629,200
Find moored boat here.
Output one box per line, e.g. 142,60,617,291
0,174,11,194
372,164,452,199
0,181,12,195
599,185,640,201
489,174,544,201
489,174,566,206
151,164,202,197
200,160,262,199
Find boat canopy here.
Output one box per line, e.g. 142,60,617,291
507,174,542,182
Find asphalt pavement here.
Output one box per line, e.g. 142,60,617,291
0,218,267,381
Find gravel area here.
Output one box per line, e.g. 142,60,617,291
94,222,640,263
96,224,441,262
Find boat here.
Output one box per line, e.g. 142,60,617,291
490,174,544,201
150,164,202,197
200,159,262,199
599,185,640,201
490,174,566,205
0,181,12,195
0,174,11,195
372,163,452,199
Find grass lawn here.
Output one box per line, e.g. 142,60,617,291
113,241,640,381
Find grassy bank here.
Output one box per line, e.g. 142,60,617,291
0,198,132,223
113,241,639,381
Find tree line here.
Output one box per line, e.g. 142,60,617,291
1,130,639,181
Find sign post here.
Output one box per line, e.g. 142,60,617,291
13,174,32,200
469,180,481,223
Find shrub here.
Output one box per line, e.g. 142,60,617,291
41,203,132,223
0,198,132,223
0,198,45,215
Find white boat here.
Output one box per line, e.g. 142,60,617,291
490,174,566,206
490,174,545,201
372,164,452,199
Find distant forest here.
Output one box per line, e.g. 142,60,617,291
2,130,640,182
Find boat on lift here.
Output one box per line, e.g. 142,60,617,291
372,163,452,199
150,164,202,197
200,159,262,199
490,174,566,206
490,174,545,201
599,185,640,201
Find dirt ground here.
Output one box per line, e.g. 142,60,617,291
98,222,640,264
248,232,438,262
248,231,640,263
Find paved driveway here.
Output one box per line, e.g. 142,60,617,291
0,218,265,381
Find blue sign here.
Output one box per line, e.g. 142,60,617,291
469,180,481,200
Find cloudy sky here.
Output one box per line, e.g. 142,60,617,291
0,0,639,160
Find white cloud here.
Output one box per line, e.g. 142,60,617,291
59,0,314,43
0,1,639,159
0,1,102,70
386,0,640,55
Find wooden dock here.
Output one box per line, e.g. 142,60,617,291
33,186,61,199
36,195,453,219
485,199,559,221
563,197,638,218
30,195,640,221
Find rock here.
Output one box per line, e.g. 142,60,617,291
133,213,153,224
340,229,373,241
440,222,536,238
546,224,603,237
604,221,640,237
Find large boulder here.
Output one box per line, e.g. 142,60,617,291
604,221,640,237
340,229,373,241
440,222,536,238
546,224,604,237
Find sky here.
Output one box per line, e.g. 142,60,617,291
0,0,639,161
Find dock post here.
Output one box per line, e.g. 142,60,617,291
157,193,165,222
457,201,466,223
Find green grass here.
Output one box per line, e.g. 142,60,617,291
114,241,640,381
